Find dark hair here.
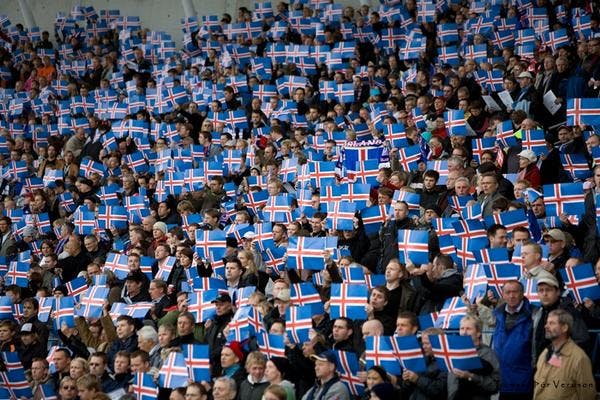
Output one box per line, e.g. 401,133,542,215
368,365,390,382
487,224,507,237
424,170,440,181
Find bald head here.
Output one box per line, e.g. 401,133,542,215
361,319,384,337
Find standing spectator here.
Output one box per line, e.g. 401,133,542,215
104,316,138,371
238,351,270,400
533,309,595,400
400,327,447,399
492,280,534,399
302,350,350,400
448,315,500,400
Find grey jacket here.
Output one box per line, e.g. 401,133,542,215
447,344,500,400
301,376,351,400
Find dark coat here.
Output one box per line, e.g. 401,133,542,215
492,299,534,394
106,334,138,372
413,270,463,315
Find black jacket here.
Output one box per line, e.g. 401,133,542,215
380,217,414,271
413,269,463,315
106,334,138,372
204,311,234,366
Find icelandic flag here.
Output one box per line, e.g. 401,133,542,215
37,383,58,400
227,306,255,341
262,246,287,274
364,336,402,375
349,159,380,185
132,372,158,400
104,253,129,279
187,272,224,290
398,144,421,172
97,184,120,206
559,263,600,304
58,191,77,214
110,302,153,319
444,110,467,136
476,248,510,265
79,157,106,178
340,183,371,212
285,304,314,344
391,335,427,373
383,123,408,148
484,209,529,233
452,219,488,241
329,283,368,320
521,277,542,306
162,86,189,108
159,352,190,389
471,138,496,164
397,229,429,264
4,262,28,287
335,351,365,396
360,205,389,236
253,222,275,252
394,190,421,214
566,98,600,126
0,297,13,319
435,296,469,329
429,334,482,372
53,296,75,330
257,333,287,358
182,344,210,382
460,202,482,220
290,282,323,311
286,237,326,270
365,274,387,290
326,201,356,231
155,256,176,282
543,183,585,217
77,286,109,319
195,230,227,260
0,368,32,399
560,153,591,181
262,195,295,223
37,297,53,322
309,161,337,188
97,205,129,230
125,151,148,174
233,286,256,309
463,263,488,303
343,146,383,172
496,120,517,148
65,276,89,299
521,129,547,156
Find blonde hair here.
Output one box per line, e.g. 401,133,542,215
238,249,258,277
245,351,267,370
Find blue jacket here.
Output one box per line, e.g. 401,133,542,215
492,299,533,394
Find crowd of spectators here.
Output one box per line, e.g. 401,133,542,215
0,0,600,399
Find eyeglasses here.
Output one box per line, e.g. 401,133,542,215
62,386,77,390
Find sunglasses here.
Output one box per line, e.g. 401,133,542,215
62,386,77,390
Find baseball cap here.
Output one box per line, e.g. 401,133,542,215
517,149,537,163
211,293,232,303
518,71,533,79
310,350,338,365
543,229,566,242
536,274,560,288
274,289,291,302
